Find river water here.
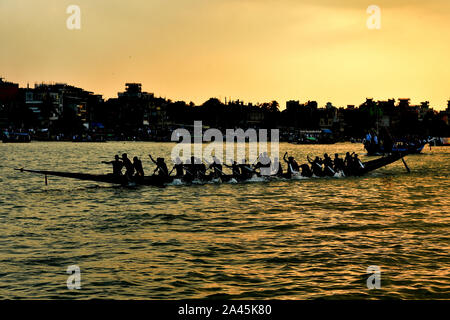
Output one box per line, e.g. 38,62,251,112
0,142,448,299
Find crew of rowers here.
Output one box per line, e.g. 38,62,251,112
102,152,365,180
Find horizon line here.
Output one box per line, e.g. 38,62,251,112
4,76,450,111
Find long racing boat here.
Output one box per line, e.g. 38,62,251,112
15,153,407,187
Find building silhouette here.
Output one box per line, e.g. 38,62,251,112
0,77,448,141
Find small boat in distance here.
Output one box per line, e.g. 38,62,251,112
2,132,31,143
441,138,450,146
430,137,450,146
290,129,336,145
364,139,427,156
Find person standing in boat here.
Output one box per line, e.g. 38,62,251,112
365,131,372,145
364,131,372,152
121,153,135,179
381,128,393,154
373,134,379,147
102,155,123,176
133,156,145,177
149,155,169,177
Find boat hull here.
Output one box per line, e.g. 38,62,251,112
15,153,406,187
365,143,425,156
2,133,31,143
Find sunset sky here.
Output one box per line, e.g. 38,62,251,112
1,0,449,110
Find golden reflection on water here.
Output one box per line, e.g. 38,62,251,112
0,142,449,299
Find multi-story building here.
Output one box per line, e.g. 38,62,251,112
117,83,157,129
0,78,20,127
22,83,103,128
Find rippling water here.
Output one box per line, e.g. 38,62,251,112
0,142,449,299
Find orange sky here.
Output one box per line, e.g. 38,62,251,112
1,0,449,110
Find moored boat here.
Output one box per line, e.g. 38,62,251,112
2,132,31,143
431,137,450,146
364,140,426,156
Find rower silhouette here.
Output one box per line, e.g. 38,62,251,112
209,156,223,179
149,155,169,177
121,153,135,179
133,156,145,177
344,152,353,175
197,159,207,180
300,164,313,177
308,155,324,177
283,152,299,177
225,161,241,179
239,159,254,180
183,156,197,181
273,157,283,177
255,152,271,176
171,157,184,178
353,154,364,170
102,155,123,176
333,153,345,173
323,153,335,176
